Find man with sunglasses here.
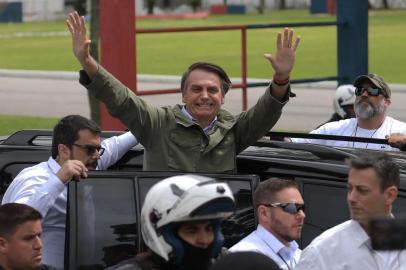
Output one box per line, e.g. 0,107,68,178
2,114,138,269
291,74,406,151
229,178,305,270
295,152,406,270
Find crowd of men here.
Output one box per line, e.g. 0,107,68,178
1,10,406,270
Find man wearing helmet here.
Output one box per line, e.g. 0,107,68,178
108,175,236,270
291,74,406,151
321,84,356,126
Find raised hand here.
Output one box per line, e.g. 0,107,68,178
264,28,301,81
56,159,88,183
66,11,98,77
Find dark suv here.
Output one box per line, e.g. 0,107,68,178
1,130,406,270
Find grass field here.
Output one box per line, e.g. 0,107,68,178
1,9,405,135
0,9,405,82
0,115,58,136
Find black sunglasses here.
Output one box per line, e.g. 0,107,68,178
73,144,105,156
355,87,384,97
262,202,305,214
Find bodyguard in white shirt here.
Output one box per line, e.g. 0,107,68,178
229,179,305,270
1,115,138,270
295,152,406,270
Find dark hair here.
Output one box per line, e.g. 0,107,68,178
180,62,232,95
348,152,400,191
253,178,299,208
0,203,42,238
51,115,101,159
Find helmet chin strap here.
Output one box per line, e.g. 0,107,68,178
177,238,213,270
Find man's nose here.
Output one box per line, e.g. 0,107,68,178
90,150,101,159
360,88,370,97
295,209,306,220
201,89,209,98
347,189,357,203
195,230,213,248
34,236,42,250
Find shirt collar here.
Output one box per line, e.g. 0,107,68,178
181,105,218,133
349,220,371,248
47,156,62,174
257,224,299,258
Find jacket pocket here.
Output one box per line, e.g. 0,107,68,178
168,129,201,171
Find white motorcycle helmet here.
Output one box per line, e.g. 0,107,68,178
141,175,235,264
333,84,356,118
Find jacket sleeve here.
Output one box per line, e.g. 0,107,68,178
234,84,289,153
79,67,164,148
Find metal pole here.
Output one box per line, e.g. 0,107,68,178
99,0,136,130
337,0,368,85
241,27,247,111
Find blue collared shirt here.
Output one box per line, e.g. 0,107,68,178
229,224,301,270
181,105,218,134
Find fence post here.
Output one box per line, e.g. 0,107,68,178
99,0,136,130
336,0,368,85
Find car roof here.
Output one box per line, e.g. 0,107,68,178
2,129,406,173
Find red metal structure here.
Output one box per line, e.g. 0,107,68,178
99,0,136,130
97,1,364,131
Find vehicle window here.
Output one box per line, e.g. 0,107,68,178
67,172,259,270
0,163,38,199
297,179,349,248
137,175,259,248
68,177,137,270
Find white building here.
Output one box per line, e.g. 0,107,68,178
0,0,66,21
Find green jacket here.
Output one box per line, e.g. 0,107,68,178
80,67,289,172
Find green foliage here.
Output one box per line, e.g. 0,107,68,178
0,115,58,136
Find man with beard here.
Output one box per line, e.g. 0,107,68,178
291,74,406,151
229,179,305,270
295,153,406,270
2,115,138,269
106,175,236,270
0,203,57,270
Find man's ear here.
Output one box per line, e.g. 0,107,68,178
384,186,398,206
57,144,70,160
385,98,391,108
0,237,8,253
257,205,270,224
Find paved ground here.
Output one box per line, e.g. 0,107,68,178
1,73,406,131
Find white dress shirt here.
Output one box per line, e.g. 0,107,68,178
295,220,406,270
291,116,406,151
2,132,138,269
229,224,301,270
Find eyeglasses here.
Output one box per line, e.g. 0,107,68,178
355,87,384,97
73,144,105,156
261,202,305,214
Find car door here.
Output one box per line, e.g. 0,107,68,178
66,171,260,270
